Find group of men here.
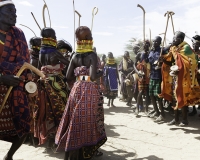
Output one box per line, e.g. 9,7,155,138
118,31,200,127
1,0,200,159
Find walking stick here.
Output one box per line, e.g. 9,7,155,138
159,32,167,46
137,4,146,42
91,7,98,32
73,0,75,50
169,11,175,35
149,28,151,47
42,0,51,27
154,11,171,69
75,10,81,27
0,63,45,113
20,24,37,37
31,12,42,30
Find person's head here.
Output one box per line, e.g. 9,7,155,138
132,44,140,55
57,39,72,55
75,26,92,41
172,31,185,46
152,36,162,48
0,0,16,27
107,52,114,59
29,37,41,49
41,27,56,40
101,54,106,61
143,40,150,52
124,51,130,60
192,35,200,51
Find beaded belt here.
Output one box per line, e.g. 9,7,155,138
77,75,91,81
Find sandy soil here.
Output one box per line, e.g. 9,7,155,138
0,98,200,160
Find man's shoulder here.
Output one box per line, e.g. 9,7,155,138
12,26,24,34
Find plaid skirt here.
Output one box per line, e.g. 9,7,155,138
149,79,162,98
55,81,107,158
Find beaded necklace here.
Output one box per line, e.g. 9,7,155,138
41,37,57,47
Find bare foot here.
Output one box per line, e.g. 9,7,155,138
111,104,116,107
3,154,13,160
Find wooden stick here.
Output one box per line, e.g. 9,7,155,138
31,12,42,30
137,4,146,42
43,0,51,27
73,0,75,50
20,24,37,37
75,10,81,27
0,63,45,113
169,11,175,35
91,7,98,32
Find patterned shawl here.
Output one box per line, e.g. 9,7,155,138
160,41,200,109
0,26,30,138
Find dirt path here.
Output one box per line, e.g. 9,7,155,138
0,98,200,160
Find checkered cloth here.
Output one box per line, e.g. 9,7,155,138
55,66,107,158
0,26,30,140
149,79,162,98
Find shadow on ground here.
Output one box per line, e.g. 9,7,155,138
135,155,164,160
93,148,136,160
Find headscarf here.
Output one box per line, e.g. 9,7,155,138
0,0,14,8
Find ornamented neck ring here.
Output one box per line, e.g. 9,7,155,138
41,37,57,47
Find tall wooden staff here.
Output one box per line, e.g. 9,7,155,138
31,12,42,30
75,10,81,27
42,0,51,27
73,0,75,50
169,11,175,35
91,7,98,32
149,28,151,47
20,24,37,37
154,11,171,69
137,4,145,42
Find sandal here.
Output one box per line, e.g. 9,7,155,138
95,150,103,157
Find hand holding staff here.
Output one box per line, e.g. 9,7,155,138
0,63,45,113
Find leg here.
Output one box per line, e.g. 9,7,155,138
4,134,27,160
126,86,133,106
145,87,150,113
111,99,116,107
179,106,188,126
188,105,197,116
154,99,165,122
149,96,160,118
135,91,143,115
107,99,110,107
168,109,180,125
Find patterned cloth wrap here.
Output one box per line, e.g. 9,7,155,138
104,63,118,99
160,41,200,109
55,63,107,159
137,53,150,93
34,64,70,145
0,26,30,141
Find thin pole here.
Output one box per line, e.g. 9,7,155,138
31,12,42,30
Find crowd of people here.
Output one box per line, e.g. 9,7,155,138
0,0,200,160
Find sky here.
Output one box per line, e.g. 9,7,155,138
13,0,200,56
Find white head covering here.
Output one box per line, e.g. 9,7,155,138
0,0,14,8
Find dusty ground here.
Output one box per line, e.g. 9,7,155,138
0,98,200,160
